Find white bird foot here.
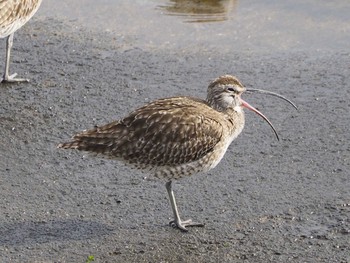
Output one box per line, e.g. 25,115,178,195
1,73,29,83
169,218,205,232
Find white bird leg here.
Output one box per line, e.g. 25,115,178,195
2,33,29,83
165,181,205,231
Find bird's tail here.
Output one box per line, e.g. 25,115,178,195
57,136,117,155
57,120,130,156
57,141,81,149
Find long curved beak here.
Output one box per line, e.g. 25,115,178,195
241,99,280,141
245,88,298,110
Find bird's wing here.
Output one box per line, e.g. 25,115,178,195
59,97,224,166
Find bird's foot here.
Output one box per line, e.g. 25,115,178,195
169,218,205,232
1,73,29,83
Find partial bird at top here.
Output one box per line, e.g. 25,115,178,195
0,0,42,83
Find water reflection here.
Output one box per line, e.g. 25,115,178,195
158,0,237,23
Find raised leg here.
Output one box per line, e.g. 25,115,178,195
1,33,29,83
165,181,204,231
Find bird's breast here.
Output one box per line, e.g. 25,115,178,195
206,110,245,170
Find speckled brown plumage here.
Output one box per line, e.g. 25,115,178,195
62,97,224,166
59,78,245,181
58,75,294,231
0,0,42,82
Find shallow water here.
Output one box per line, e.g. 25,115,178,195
38,0,350,52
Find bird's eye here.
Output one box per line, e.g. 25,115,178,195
227,87,235,92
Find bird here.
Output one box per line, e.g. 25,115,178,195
0,0,43,83
58,75,297,231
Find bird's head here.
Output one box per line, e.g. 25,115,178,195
207,75,245,112
207,75,297,140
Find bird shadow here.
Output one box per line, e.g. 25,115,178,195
0,219,113,246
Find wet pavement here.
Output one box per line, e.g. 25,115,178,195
0,1,349,262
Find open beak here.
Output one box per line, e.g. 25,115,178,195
241,88,297,140
241,99,280,141
245,88,298,110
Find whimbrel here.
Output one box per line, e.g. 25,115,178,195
58,75,297,231
0,0,42,83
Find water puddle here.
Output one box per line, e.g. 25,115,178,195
157,0,237,23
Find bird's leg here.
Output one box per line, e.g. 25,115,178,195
165,181,204,231
1,33,29,83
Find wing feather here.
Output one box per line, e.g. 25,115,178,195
58,97,223,166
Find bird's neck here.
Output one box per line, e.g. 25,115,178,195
224,107,244,119
224,108,245,139
210,102,242,114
